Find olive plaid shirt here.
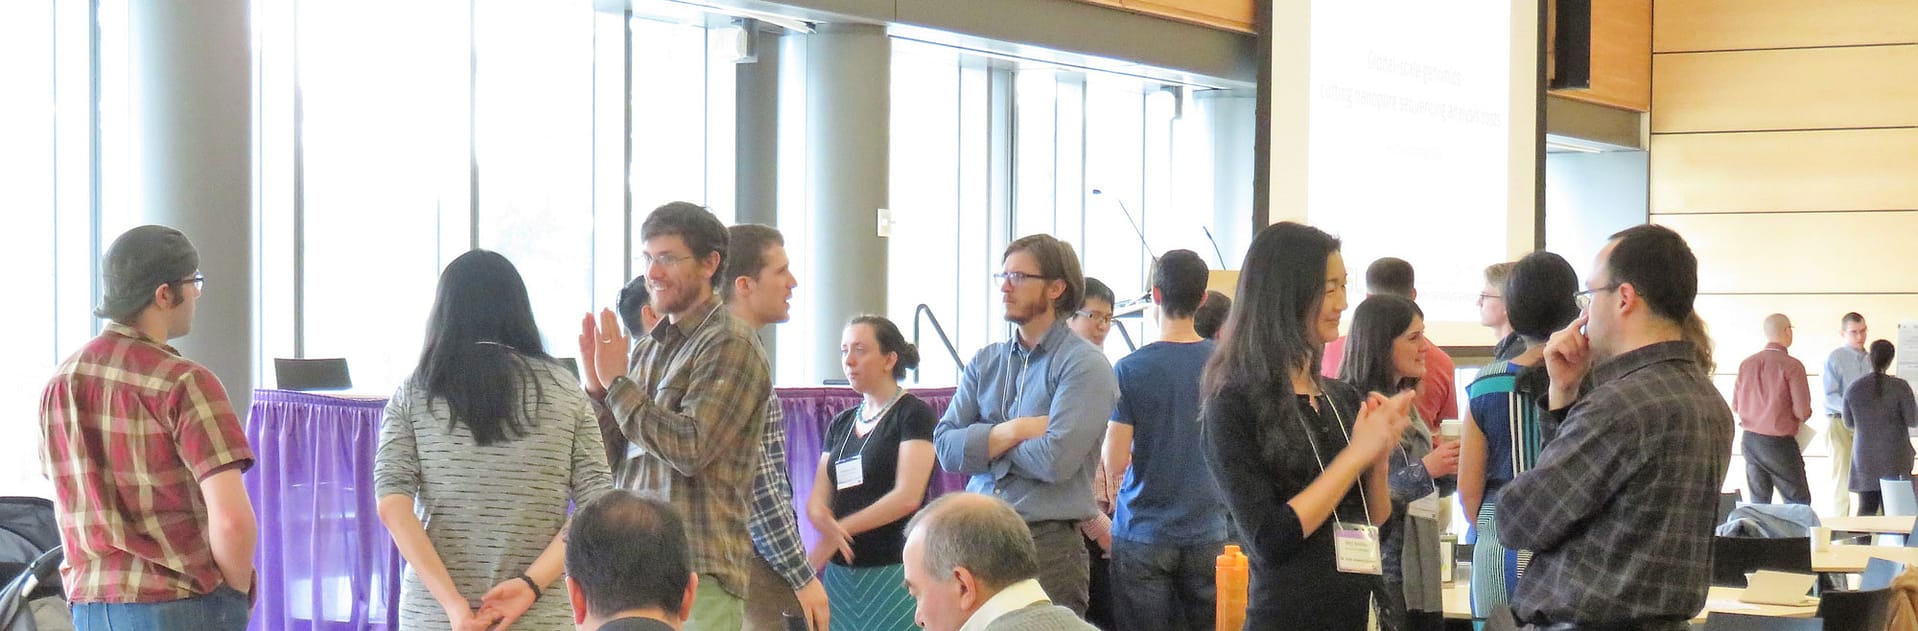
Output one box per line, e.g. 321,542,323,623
39,322,254,603
601,296,770,598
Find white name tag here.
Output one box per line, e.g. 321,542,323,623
834,457,865,490
1408,493,1440,520
1334,522,1383,575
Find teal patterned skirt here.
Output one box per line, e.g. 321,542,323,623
822,563,917,631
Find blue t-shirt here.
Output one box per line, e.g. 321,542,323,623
1111,339,1226,546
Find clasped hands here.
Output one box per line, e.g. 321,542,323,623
443,577,539,631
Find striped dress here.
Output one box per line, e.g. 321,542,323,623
1465,360,1544,626
375,357,613,631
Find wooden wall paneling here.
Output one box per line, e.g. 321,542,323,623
1649,129,1918,214
1551,0,1651,112
1652,211,1918,294
1650,45,1918,133
1654,0,1918,53
1122,0,1254,33
1692,293,1918,377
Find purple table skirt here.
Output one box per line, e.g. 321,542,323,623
244,386,962,629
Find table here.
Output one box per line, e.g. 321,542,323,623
1813,544,1918,573
245,386,960,630
1440,584,1818,622
1821,515,1915,535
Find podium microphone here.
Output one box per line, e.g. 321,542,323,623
1202,226,1228,269
1090,189,1156,261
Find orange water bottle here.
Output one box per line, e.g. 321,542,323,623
1216,544,1249,630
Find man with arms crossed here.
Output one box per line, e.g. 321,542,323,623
1497,225,1733,630
42,226,256,630
1733,314,1813,505
934,234,1120,616
722,224,830,630
581,202,770,630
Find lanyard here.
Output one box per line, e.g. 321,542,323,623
1001,343,1032,421
1293,389,1376,526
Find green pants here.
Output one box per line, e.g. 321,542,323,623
686,574,744,631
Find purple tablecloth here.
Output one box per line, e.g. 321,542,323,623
245,390,402,631
245,386,962,627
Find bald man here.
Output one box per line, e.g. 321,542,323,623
902,493,1095,631
1732,314,1813,505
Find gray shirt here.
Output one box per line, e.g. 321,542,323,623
934,319,1120,523
375,357,614,631
1825,345,1873,416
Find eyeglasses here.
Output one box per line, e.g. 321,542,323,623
176,274,205,290
1073,310,1114,325
1574,283,1623,310
638,252,697,269
992,271,1053,285
1476,293,1502,303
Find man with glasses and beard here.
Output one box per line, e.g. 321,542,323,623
934,235,1120,618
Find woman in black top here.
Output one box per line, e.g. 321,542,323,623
1201,222,1413,631
807,315,936,630
1846,339,1918,515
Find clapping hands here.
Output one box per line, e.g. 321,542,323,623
1351,391,1415,462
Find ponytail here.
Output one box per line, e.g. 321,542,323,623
1680,312,1715,375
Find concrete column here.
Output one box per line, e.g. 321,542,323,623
736,23,782,368
128,0,254,408
803,23,889,383
1196,89,1255,268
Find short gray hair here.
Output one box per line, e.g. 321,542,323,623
906,493,1039,593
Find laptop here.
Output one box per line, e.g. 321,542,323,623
1738,570,1818,607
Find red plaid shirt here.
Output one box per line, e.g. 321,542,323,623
38,323,254,603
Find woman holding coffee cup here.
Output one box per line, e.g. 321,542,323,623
1339,294,1460,631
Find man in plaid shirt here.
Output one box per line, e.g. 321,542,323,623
40,225,256,630
722,223,831,631
582,203,772,631
1497,225,1734,630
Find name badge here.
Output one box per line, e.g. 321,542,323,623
1333,521,1383,575
834,457,865,490
1408,493,1440,520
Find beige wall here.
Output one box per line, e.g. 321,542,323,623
1651,0,1918,385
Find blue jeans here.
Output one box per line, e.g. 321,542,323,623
1108,538,1220,631
72,586,248,631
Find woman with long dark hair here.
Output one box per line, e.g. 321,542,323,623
374,250,613,631
1456,251,1579,623
1340,295,1458,631
1201,222,1413,630
807,315,937,630
1846,339,1917,516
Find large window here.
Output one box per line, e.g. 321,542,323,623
0,0,112,497
257,1,735,390
882,40,1234,385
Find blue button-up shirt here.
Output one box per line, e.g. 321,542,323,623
934,319,1120,523
1825,345,1873,416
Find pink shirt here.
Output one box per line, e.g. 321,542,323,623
1732,343,1812,437
1322,336,1458,430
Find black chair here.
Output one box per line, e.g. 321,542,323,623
1716,492,1741,527
1814,587,1896,631
274,358,351,391
1700,612,1821,630
1710,536,1813,588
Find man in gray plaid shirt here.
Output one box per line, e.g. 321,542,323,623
1497,224,1734,630
723,224,831,631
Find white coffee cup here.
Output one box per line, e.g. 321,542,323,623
1439,419,1463,443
